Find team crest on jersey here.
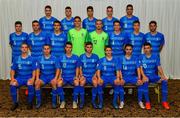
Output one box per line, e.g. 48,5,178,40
102,37,105,40
143,64,147,68
81,33,84,37
93,40,97,44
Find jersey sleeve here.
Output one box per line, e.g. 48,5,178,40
105,34,109,45
32,58,38,71
39,18,43,30
11,57,18,71
46,33,51,45
119,17,124,29
136,57,141,68
156,56,161,66
85,30,89,42
67,30,71,42
9,34,13,46
160,33,165,46
97,60,103,71
82,19,86,29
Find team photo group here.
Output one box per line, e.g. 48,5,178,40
9,4,170,111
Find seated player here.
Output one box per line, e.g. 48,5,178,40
35,44,60,109
118,44,145,109
96,46,121,109
79,42,99,108
10,43,36,111
57,42,80,109
140,42,170,110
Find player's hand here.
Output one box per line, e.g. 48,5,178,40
142,76,149,83
137,79,143,85
119,79,125,86
10,78,17,85
28,78,35,84
98,77,103,85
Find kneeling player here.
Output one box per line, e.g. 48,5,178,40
10,43,36,111
96,46,121,109
35,44,60,109
140,42,170,110
79,42,99,108
57,42,80,109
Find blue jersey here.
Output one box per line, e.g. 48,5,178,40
61,17,74,34
11,55,36,79
37,55,59,77
120,15,139,34
27,31,47,57
119,55,140,77
47,32,67,57
144,32,165,55
82,17,97,32
109,32,127,59
97,57,119,77
102,17,119,35
39,16,58,34
9,32,28,58
59,54,79,78
79,53,99,78
126,32,145,57
139,54,160,76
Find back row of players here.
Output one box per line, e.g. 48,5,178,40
9,4,169,111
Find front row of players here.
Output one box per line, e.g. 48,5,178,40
10,42,170,111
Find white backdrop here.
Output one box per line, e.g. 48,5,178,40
0,0,180,79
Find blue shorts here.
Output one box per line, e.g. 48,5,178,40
15,77,31,87
123,76,138,85
102,76,116,87
40,75,55,85
63,77,74,85
147,75,161,83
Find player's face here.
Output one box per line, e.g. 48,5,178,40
105,48,112,57
65,44,72,54
114,22,120,31
144,45,152,54
133,23,140,32
96,21,103,30
74,18,81,28
87,9,93,17
65,9,72,17
125,46,133,55
45,8,52,17
21,44,28,53
106,8,113,17
126,6,133,15
15,24,22,32
149,23,157,32
32,22,40,32
54,23,61,31
43,46,51,55
85,44,93,53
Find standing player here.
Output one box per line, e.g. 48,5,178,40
109,20,127,59
57,42,80,109
10,43,36,111
35,44,60,109
89,20,109,58
39,5,58,34
27,20,48,60
139,42,170,110
82,6,97,33
47,20,67,57
120,4,139,34
68,16,88,56
144,21,165,56
79,42,99,108
126,20,145,57
61,6,74,34
118,44,145,109
102,6,119,36
9,21,28,61
96,46,121,109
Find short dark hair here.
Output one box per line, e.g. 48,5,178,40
133,20,140,25
32,20,39,24
126,4,133,10
104,45,112,51
85,42,93,46
96,19,102,23
65,6,71,10
125,44,133,49
149,20,157,26
43,44,51,48
74,16,81,21
21,42,29,48
107,6,113,10
45,5,51,10
143,42,152,47
15,21,22,26
87,6,93,11
65,42,72,46
113,20,120,25
53,20,61,25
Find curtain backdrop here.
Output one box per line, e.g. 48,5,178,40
0,0,179,79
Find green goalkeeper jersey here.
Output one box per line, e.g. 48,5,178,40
89,31,109,58
68,28,88,56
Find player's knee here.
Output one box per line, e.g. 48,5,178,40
27,80,34,86
74,79,79,86
57,80,63,87
80,80,85,86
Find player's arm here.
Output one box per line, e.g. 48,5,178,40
159,34,165,52
75,67,79,80
10,70,16,81
54,69,60,80
159,45,164,53
158,66,168,80
137,67,141,80
140,66,148,82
